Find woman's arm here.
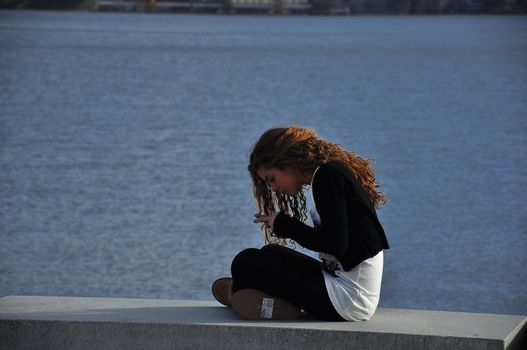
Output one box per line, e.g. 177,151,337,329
273,165,350,256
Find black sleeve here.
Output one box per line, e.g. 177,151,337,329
273,165,349,256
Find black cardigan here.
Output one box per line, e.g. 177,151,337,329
273,160,389,271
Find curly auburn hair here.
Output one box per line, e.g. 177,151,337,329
248,125,386,244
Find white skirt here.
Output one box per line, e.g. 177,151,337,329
321,250,384,321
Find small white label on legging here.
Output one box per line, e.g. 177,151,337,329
261,298,274,319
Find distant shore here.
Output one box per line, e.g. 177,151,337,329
2,0,526,15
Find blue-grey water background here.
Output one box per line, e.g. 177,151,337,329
1,10,526,316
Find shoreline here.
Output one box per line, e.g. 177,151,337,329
2,0,526,15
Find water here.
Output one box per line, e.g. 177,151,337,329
1,10,526,316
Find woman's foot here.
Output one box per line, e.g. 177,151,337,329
230,289,301,320
211,277,233,307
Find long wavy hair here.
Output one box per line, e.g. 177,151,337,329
248,125,386,244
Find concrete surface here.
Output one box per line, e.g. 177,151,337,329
0,295,525,350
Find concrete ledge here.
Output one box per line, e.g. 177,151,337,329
1,296,525,350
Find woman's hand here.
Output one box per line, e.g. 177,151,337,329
253,212,278,230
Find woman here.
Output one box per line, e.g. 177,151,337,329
212,125,389,321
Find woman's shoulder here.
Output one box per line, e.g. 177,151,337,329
317,160,351,177
313,160,352,184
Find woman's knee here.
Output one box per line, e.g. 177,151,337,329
260,244,293,255
259,244,281,252
231,248,261,273
232,245,283,267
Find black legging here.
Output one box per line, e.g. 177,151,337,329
230,244,345,321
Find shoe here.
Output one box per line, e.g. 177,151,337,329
230,289,301,320
212,277,233,307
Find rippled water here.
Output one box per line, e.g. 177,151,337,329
1,10,526,315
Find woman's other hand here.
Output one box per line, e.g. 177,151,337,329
253,213,278,230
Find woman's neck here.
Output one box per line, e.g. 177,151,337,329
299,170,315,186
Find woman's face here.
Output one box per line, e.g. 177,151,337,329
257,167,304,196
